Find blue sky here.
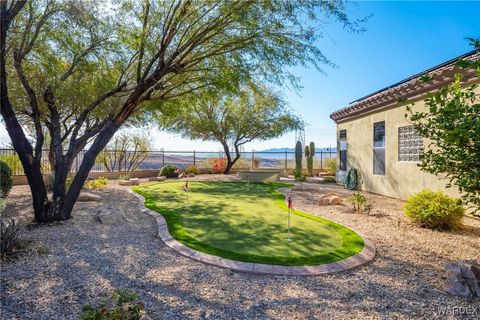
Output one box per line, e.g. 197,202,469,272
1,1,479,151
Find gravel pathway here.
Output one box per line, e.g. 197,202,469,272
1,176,479,319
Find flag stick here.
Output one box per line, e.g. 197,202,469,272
287,196,292,242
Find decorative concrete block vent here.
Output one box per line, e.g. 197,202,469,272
318,192,343,205
445,261,480,297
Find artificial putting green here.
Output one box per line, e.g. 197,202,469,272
133,181,364,266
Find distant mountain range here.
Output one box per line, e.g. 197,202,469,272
259,147,337,153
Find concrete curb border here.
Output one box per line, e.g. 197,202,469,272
128,187,375,276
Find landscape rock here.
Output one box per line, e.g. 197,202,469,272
130,178,140,186
178,172,186,179
118,180,132,186
94,207,124,225
318,192,343,205
77,192,102,202
149,176,166,181
187,173,195,177
445,261,480,297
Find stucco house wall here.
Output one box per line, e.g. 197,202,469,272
331,50,479,201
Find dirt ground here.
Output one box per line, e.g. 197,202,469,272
1,175,479,319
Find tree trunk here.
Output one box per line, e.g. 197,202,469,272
222,143,241,174
61,121,121,218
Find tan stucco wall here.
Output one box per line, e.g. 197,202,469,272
335,85,479,200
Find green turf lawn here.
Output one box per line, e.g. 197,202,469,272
133,181,364,266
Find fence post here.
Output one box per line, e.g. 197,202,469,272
161,148,165,167
320,151,323,170
193,150,196,166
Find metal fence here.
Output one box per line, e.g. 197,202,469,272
0,148,336,176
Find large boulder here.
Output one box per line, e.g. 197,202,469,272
318,192,343,205
149,176,166,182
118,180,132,186
77,192,102,202
445,261,480,297
130,178,140,185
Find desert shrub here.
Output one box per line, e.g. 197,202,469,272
251,157,261,169
80,289,144,320
0,154,22,175
293,168,302,179
0,161,13,198
322,176,336,183
232,158,249,169
118,174,131,181
85,177,108,189
0,198,6,214
0,218,20,254
159,165,179,178
212,158,226,173
404,190,464,230
346,193,372,214
323,158,337,175
184,165,198,175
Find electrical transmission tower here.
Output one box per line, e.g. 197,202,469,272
295,121,305,147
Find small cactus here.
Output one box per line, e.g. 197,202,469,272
295,141,302,173
309,142,315,157
306,141,315,177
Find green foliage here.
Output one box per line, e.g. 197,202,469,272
85,177,108,189
305,141,315,176
0,218,20,254
406,43,480,215
309,142,316,157
304,145,310,157
0,161,13,198
306,156,314,177
346,193,372,214
2,0,364,219
184,166,198,175
404,190,464,230
80,289,144,320
155,84,302,174
118,174,130,181
159,165,179,178
0,198,6,214
295,141,303,172
0,155,22,175
97,132,152,172
323,158,337,175
322,176,336,183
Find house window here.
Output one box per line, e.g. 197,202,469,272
398,125,424,161
373,122,385,175
339,130,347,171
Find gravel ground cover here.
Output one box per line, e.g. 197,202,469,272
1,175,479,319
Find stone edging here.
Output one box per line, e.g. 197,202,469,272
128,188,375,276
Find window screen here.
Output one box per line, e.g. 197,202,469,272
339,130,347,171
398,125,423,161
373,122,385,175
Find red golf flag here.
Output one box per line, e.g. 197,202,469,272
288,196,292,209
184,181,189,192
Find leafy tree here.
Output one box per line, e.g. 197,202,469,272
406,39,480,215
97,131,151,172
1,0,364,222
156,85,302,174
